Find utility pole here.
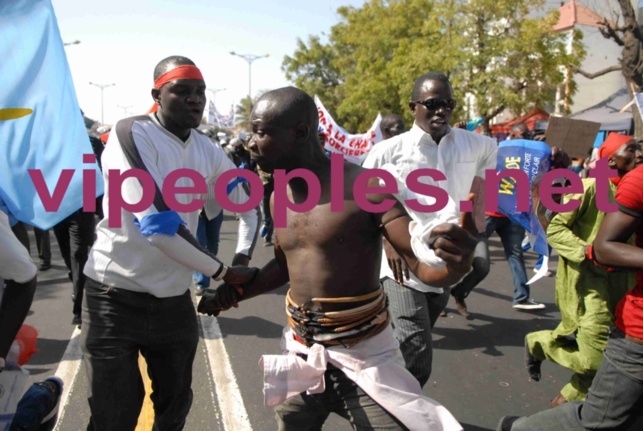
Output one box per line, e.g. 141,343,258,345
229,52,269,100
89,82,115,125
117,104,133,117
207,87,226,100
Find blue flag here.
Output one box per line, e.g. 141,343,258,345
495,139,551,256
0,0,103,229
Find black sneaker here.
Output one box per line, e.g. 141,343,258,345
39,262,52,271
11,376,63,430
513,299,545,310
525,335,542,382
497,415,521,431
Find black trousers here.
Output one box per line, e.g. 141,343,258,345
52,210,95,318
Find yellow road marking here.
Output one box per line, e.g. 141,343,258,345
136,354,154,430
0,108,33,120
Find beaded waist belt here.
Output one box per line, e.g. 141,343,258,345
286,286,389,349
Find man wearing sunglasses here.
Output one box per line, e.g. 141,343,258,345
363,71,497,387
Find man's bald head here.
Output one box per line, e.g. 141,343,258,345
248,87,324,172
380,114,405,140
255,87,319,133
153,56,196,82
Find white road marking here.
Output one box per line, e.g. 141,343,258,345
53,327,82,431
48,303,251,431
199,312,253,431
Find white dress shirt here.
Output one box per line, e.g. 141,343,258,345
363,123,497,293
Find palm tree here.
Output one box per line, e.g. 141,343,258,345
235,96,254,131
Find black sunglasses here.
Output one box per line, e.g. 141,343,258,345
413,98,457,111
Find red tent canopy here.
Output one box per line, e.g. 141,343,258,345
490,108,550,135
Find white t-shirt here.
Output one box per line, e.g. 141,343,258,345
363,124,497,292
84,114,259,298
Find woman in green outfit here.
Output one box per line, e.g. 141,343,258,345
526,133,641,406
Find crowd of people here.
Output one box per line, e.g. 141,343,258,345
0,55,641,431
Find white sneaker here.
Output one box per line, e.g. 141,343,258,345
513,298,545,310
533,267,553,277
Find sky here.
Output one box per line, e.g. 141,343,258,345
51,0,367,126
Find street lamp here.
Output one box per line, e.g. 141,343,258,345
63,40,81,46
117,104,133,117
207,87,226,103
89,82,115,125
205,88,226,126
229,52,269,100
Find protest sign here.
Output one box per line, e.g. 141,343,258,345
545,116,600,157
314,96,382,164
494,139,552,257
0,0,103,229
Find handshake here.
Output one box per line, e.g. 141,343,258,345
197,265,258,316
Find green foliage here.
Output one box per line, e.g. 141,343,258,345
282,0,584,132
235,96,255,131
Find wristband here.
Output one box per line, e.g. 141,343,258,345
212,264,228,281
586,245,615,272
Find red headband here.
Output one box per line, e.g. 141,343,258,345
147,65,205,113
154,65,204,89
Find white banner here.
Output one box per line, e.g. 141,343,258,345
208,102,234,128
314,95,382,164
208,101,219,127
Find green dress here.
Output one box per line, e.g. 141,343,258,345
527,178,633,401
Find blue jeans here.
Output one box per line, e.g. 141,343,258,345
262,180,274,242
484,216,529,304
383,278,451,387
506,328,643,430
192,210,224,288
274,364,405,430
81,278,198,430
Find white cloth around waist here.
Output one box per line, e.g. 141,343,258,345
260,326,463,431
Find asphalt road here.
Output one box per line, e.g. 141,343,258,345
19,214,573,431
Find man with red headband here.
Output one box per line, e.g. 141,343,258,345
524,133,638,407
499,135,643,430
82,56,260,429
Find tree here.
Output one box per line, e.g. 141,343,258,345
234,96,254,131
282,35,342,116
574,0,643,138
282,0,583,133
450,0,584,133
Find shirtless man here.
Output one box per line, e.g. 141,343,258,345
199,87,477,430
